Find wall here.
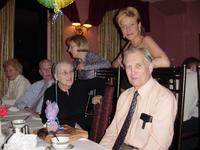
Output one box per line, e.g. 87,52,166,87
63,0,200,66
149,0,200,66
63,0,98,60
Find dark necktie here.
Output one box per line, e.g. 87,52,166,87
113,91,139,150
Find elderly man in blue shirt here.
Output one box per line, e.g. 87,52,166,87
15,59,54,114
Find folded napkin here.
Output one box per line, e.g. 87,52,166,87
3,133,45,150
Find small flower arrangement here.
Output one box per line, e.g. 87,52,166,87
0,105,8,118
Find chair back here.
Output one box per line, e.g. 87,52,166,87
94,68,121,97
89,68,121,143
152,66,187,150
197,65,200,125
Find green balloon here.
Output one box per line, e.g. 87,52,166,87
37,0,55,9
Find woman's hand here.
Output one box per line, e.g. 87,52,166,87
92,95,103,104
77,63,85,70
112,55,124,68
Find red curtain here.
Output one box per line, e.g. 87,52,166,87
88,0,150,32
62,2,80,23
61,0,150,31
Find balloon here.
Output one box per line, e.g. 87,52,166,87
37,0,75,21
37,0,74,12
37,0,54,9
54,0,74,12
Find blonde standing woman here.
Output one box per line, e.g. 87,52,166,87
112,7,170,91
112,7,170,68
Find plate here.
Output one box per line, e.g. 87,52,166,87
47,144,75,150
8,106,19,112
32,116,42,120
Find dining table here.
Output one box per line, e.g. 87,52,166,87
1,107,108,150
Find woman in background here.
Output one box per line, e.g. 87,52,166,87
112,7,170,91
67,34,111,80
0,59,30,106
67,34,110,122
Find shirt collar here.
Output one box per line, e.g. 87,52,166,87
135,77,155,99
12,74,21,83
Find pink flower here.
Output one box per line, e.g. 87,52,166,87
0,105,8,117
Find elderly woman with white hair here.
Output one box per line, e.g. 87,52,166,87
0,59,30,106
40,61,104,131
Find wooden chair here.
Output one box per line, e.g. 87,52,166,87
152,66,187,150
89,68,121,143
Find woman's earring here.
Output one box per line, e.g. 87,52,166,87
139,27,141,33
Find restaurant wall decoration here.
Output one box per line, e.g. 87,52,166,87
37,0,75,21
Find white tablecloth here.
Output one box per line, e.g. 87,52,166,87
2,109,43,135
1,109,108,150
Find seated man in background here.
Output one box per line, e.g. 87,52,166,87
0,59,30,106
15,59,54,114
181,57,200,150
100,47,177,150
40,61,104,131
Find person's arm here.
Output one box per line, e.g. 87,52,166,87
112,54,123,68
144,36,170,68
15,81,42,109
83,53,111,70
40,91,49,124
15,85,34,109
3,77,31,106
14,76,31,100
112,41,131,68
142,93,177,149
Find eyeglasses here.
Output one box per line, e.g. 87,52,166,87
58,70,74,76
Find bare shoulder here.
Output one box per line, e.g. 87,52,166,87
142,35,160,49
143,36,155,44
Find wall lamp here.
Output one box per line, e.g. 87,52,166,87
72,21,92,35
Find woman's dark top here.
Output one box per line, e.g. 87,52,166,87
40,79,104,129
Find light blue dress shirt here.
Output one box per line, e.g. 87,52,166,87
15,79,54,113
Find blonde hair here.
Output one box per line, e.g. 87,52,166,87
3,59,23,74
116,7,141,27
67,34,90,51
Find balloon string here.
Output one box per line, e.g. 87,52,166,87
52,10,63,23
